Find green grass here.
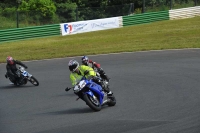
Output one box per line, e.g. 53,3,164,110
0,16,200,63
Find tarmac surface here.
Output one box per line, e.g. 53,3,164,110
0,49,200,133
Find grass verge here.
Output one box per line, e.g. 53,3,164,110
0,16,200,63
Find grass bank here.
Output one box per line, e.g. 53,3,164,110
0,16,200,63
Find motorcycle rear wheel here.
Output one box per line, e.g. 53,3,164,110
107,95,116,106
29,76,39,86
83,94,101,111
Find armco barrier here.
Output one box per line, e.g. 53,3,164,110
122,11,169,26
169,6,200,20
0,24,60,43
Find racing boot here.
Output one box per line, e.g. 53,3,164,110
102,74,110,82
106,87,113,96
107,91,113,96
98,68,110,82
101,82,113,96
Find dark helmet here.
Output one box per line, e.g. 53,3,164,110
6,56,14,65
81,56,89,65
68,59,79,72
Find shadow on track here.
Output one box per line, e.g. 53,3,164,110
37,105,112,116
0,85,37,90
40,108,94,115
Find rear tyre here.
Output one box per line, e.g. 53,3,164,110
107,95,116,106
29,76,39,86
83,94,101,111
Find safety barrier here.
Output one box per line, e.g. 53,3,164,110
0,6,199,43
122,10,169,26
169,6,200,20
0,24,60,43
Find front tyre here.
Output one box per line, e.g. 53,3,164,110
29,76,39,86
83,94,101,111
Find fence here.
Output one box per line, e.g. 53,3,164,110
0,0,200,30
0,6,200,43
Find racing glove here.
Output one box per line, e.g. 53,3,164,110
92,76,101,83
84,70,89,75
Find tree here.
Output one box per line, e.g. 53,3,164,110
21,0,56,17
54,0,77,22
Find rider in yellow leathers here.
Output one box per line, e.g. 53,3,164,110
65,59,112,96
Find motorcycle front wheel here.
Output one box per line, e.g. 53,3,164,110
29,76,39,86
83,94,101,111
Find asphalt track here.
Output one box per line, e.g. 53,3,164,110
0,49,200,133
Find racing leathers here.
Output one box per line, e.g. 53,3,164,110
70,65,96,87
69,65,111,93
5,60,28,85
84,60,110,82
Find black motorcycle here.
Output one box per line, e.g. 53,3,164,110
6,66,39,86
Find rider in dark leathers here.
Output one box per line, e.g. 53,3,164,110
81,56,110,82
5,56,28,85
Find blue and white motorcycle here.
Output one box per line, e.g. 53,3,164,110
7,66,39,86
67,75,116,111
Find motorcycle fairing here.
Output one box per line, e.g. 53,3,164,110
84,81,104,104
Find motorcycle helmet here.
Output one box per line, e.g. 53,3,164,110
68,59,79,72
6,56,14,65
81,56,89,65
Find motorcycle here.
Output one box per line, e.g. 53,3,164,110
6,66,39,86
68,75,116,111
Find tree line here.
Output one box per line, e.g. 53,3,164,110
0,0,196,26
